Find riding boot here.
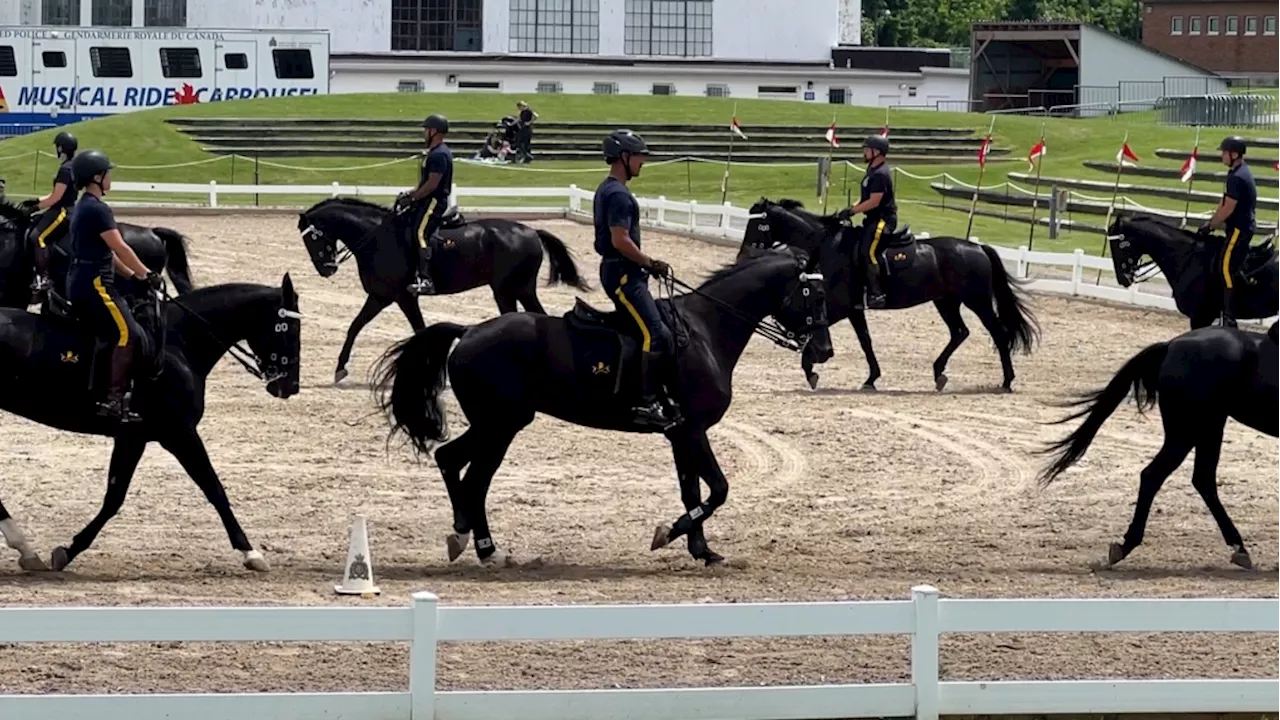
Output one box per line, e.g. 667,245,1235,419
97,346,142,424
411,244,436,296
658,352,685,427
1220,288,1237,328
29,246,51,303
865,263,887,309
631,351,673,429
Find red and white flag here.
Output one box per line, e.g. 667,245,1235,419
730,116,748,140
878,126,889,138
977,135,992,168
1027,139,1046,172
1116,142,1140,166
825,123,839,148
1178,145,1198,183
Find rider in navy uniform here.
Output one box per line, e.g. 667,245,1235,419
1201,135,1257,327
24,131,80,300
400,114,453,296
840,135,897,309
594,129,681,429
66,150,162,424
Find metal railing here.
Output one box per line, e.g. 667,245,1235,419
1157,93,1279,127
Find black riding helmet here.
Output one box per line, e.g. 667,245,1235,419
71,149,115,189
1219,136,1247,155
423,114,449,133
54,131,78,158
603,129,649,163
863,135,889,156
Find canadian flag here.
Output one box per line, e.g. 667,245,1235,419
825,123,839,148
1027,139,1046,171
1178,146,1198,183
730,116,748,140
977,135,992,168
1116,142,1140,165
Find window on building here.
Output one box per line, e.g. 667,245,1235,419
1226,15,1238,33
705,83,729,98
1189,16,1201,34
1207,16,1218,34
225,52,249,70
1266,15,1276,34
625,0,713,57
536,80,563,93
510,0,600,54
1245,15,1257,33
391,0,484,51
159,47,202,78
593,81,617,94
93,0,133,26
145,0,187,27
272,49,314,79
1170,16,1183,34
0,47,16,77
90,47,133,78
43,51,67,68
42,0,80,25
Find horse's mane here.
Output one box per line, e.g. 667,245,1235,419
0,199,29,224
174,282,279,312
776,198,807,211
697,252,795,290
307,196,389,214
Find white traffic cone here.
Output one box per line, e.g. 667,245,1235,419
334,515,381,596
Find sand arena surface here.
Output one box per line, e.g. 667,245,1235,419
0,215,1274,694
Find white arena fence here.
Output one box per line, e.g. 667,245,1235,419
110,180,1274,323
1,586,1275,720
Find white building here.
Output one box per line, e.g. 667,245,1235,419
2,0,863,59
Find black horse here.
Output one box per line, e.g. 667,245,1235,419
0,201,195,310
0,274,302,572
371,250,829,567
740,198,1039,392
297,196,589,383
1037,323,1277,570
1106,215,1278,328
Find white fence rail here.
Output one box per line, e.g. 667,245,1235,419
110,181,1265,319
1,586,1274,720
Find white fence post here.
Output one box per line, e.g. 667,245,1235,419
688,200,699,231
208,181,218,208
330,181,341,198
656,196,667,226
721,202,733,235
1071,249,1084,295
409,591,439,720
1017,246,1029,279
911,585,940,720
568,184,581,213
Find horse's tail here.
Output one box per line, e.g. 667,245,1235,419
371,322,469,455
1035,341,1168,488
152,227,196,294
536,229,590,291
981,243,1040,355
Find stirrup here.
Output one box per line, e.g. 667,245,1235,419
631,401,676,430
409,276,436,296
96,396,142,424
866,292,887,309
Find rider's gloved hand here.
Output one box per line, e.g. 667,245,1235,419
648,259,671,278
835,207,854,222
18,198,39,212
145,270,164,292
1197,223,1213,236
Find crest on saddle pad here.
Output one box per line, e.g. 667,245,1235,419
877,226,918,274
60,350,79,363
563,298,639,399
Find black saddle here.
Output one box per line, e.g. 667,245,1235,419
1242,235,1277,277
439,207,466,230
874,225,918,275
41,284,165,394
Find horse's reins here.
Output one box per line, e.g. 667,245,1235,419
304,204,409,267
660,271,818,352
159,287,299,383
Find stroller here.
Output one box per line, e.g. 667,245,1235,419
475,124,512,162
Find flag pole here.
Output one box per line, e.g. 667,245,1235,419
1180,125,1201,228
964,115,997,241
720,102,737,205
822,110,837,214
1097,129,1131,283
1026,120,1047,250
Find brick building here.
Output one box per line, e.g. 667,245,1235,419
1141,0,1278,76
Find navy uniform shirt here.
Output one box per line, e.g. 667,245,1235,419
860,162,898,228
69,193,119,278
1224,162,1256,233
420,143,453,204
52,161,78,210
593,176,641,267
519,107,534,125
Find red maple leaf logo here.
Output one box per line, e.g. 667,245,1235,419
175,83,199,105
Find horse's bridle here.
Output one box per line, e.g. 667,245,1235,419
664,268,826,352
1107,231,1170,285
163,290,304,386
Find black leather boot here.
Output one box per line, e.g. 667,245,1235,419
98,346,141,424
865,263,887,309
659,352,685,427
410,247,436,295
1220,288,1237,327
631,351,674,429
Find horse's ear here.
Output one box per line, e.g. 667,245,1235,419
281,273,297,306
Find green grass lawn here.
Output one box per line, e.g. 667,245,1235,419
2,92,1274,255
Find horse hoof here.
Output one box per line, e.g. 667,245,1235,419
860,382,877,393
50,546,70,572
480,550,512,568
806,372,820,390
1106,543,1127,566
935,373,949,392
1230,548,1254,570
651,523,673,551
333,368,349,384
446,532,471,562
703,551,726,567
18,553,49,572
243,549,270,572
